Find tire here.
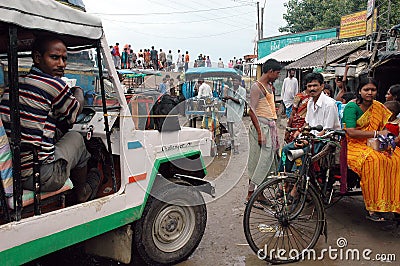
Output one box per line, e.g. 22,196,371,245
243,176,325,264
133,181,207,265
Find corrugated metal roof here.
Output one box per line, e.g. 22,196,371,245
254,39,333,65
285,40,367,69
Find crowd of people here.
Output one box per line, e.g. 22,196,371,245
244,59,400,222
109,43,244,72
5,33,400,224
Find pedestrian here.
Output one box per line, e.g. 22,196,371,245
127,50,133,69
246,59,282,202
196,78,212,98
159,48,166,70
217,58,224,68
121,47,128,69
224,76,246,154
113,42,121,69
334,65,349,101
159,78,167,94
169,78,175,95
184,51,190,72
150,46,158,70
144,49,151,69
281,69,299,118
323,83,333,98
167,50,173,71
385,84,400,102
138,49,144,64
206,56,212,67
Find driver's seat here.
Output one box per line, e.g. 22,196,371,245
0,118,72,222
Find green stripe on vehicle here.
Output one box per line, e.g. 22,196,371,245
0,205,142,266
141,150,206,214
0,150,206,265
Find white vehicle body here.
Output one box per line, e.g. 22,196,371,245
0,1,213,265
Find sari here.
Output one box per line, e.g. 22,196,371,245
290,92,310,128
345,100,400,213
286,92,310,142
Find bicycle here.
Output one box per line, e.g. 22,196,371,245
243,125,346,263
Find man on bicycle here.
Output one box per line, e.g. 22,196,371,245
278,72,341,172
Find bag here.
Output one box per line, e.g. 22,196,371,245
151,94,181,132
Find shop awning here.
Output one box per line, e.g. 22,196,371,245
285,40,367,69
254,39,333,65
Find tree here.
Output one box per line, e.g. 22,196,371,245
279,0,373,33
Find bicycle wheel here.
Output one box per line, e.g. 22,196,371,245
243,176,325,264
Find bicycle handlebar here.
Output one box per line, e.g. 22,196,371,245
286,125,323,133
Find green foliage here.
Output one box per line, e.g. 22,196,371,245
278,0,400,33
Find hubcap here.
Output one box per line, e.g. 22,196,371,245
153,202,196,252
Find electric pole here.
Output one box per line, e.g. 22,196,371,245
257,2,261,40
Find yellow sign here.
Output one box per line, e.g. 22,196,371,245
366,8,378,36
339,10,367,39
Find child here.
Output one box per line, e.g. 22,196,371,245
384,101,400,145
336,92,356,128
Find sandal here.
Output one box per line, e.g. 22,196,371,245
366,212,386,222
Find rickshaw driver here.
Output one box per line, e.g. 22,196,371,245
0,35,100,203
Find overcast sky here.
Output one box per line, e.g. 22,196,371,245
84,0,287,63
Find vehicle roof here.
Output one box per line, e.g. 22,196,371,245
185,67,241,80
0,0,103,53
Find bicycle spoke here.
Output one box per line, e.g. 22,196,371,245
243,177,325,263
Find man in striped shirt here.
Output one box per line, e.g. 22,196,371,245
0,35,100,202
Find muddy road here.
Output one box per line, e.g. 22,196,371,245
178,117,400,266
30,117,400,266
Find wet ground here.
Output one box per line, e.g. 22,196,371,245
29,116,400,266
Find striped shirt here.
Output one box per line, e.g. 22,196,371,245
0,67,81,177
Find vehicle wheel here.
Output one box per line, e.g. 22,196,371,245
243,176,324,264
133,181,207,265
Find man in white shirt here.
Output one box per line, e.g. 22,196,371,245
224,76,246,154
217,58,224,68
305,72,341,135
197,79,212,98
281,69,299,118
278,72,340,172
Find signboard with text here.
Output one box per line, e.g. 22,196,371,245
257,28,337,59
339,10,367,39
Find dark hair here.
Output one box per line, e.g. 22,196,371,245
323,83,333,97
31,35,66,59
262,59,282,74
356,76,378,104
341,92,356,103
384,100,400,116
388,84,400,101
304,72,324,85
232,75,242,82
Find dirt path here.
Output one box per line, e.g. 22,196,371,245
178,116,400,266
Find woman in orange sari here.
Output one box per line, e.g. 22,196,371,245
342,76,400,221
